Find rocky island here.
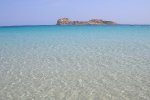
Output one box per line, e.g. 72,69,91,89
57,18,116,25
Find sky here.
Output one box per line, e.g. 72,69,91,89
0,0,150,26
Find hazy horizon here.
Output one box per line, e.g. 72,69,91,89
0,0,150,26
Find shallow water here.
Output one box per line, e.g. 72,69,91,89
0,25,150,100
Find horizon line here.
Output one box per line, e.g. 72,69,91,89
1,24,150,27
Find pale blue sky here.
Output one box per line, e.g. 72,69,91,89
0,0,150,26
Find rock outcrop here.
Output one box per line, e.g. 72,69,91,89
57,18,116,25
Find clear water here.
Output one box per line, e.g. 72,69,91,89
0,25,150,100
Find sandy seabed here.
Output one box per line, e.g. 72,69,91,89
0,26,150,100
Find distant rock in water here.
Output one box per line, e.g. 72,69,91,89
57,18,116,25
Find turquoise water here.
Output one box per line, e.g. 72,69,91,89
0,25,150,100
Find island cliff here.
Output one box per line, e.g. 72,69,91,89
57,18,116,25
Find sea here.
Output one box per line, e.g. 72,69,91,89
0,25,150,100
